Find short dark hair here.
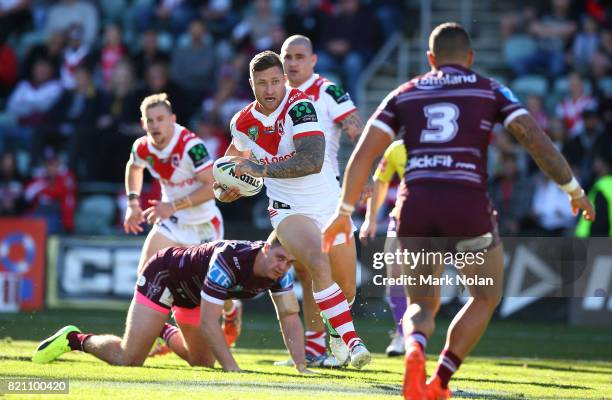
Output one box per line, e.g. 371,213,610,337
140,92,173,118
250,50,284,76
429,22,471,61
266,230,283,248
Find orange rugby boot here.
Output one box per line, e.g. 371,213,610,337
425,376,452,400
403,343,427,400
222,300,242,347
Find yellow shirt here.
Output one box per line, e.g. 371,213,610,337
373,140,406,183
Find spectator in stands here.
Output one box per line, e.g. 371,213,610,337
134,0,197,36
283,0,326,47
526,95,550,132
317,0,382,98
232,0,281,51
194,117,229,160
0,0,31,39
99,23,128,89
563,107,605,189
22,30,65,81
528,171,577,236
132,29,170,78
44,0,98,47
570,15,599,73
513,0,577,79
490,151,534,235
0,34,17,102
3,57,62,155
0,151,26,216
60,24,91,90
170,19,217,111
134,61,190,123
95,61,140,182
556,72,597,138
200,0,237,41
201,62,250,128
591,26,612,79
24,147,76,234
43,65,109,179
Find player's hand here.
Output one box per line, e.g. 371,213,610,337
359,219,377,244
123,204,144,234
232,157,266,178
213,182,242,203
322,213,352,253
143,199,174,224
569,189,596,221
295,363,316,375
223,366,244,373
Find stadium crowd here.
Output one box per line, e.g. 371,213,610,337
0,0,610,237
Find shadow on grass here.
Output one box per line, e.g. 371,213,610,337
454,377,589,390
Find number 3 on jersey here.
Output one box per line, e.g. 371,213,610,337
420,102,459,143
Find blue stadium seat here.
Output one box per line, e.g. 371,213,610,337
511,75,548,101
503,35,537,65
74,195,117,235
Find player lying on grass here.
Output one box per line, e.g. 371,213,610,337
32,235,312,373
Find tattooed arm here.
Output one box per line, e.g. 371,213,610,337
506,114,573,184
338,111,364,141
233,135,325,178
506,113,595,220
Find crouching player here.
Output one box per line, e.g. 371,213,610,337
32,235,312,373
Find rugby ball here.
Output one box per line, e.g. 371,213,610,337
213,156,264,197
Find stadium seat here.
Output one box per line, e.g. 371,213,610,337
598,76,612,97
503,35,537,65
511,75,548,101
74,195,117,235
552,76,592,96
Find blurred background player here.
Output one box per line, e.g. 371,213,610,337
216,50,371,369
278,34,363,367
323,22,595,400
32,236,312,374
123,93,240,349
359,139,407,357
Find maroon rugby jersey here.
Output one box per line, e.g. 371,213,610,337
370,64,528,190
153,240,293,308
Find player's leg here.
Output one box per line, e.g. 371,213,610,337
427,243,504,398
385,233,407,357
84,300,168,365
275,214,370,369
173,308,216,367
137,224,180,273
33,298,169,365
329,237,357,303
294,261,327,361
402,258,443,400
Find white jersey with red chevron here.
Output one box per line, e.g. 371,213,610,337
230,88,339,210
297,74,357,177
130,123,218,224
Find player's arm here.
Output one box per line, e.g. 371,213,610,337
360,179,390,241
322,125,392,251
338,111,364,141
224,141,251,159
270,291,312,374
235,134,325,178
200,299,242,372
124,156,145,234
506,114,595,220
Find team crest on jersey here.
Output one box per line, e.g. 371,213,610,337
171,154,180,167
146,155,155,168
325,85,350,104
248,125,259,141
289,102,317,125
276,120,285,136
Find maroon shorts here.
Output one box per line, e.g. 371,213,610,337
395,183,499,249
135,248,202,325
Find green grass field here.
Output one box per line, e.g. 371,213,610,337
0,309,611,399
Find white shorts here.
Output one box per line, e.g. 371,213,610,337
153,208,224,245
267,199,355,247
